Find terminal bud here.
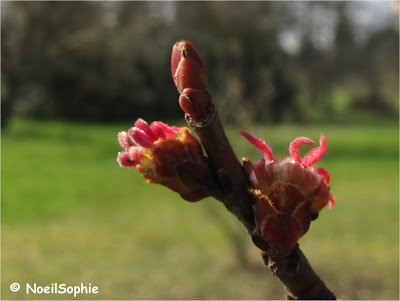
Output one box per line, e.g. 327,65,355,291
171,40,208,93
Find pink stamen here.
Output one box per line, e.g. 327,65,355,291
157,122,178,139
128,128,154,148
117,151,136,167
301,134,327,167
118,131,134,150
289,137,315,163
170,126,180,132
128,146,144,166
150,122,167,139
135,119,158,142
239,131,274,161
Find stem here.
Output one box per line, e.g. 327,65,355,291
185,102,256,232
263,247,336,300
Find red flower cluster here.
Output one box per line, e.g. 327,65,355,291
117,118,212,202
240,131,335,252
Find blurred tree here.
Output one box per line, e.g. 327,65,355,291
287,1,398,122
353,26,399,114
1,1,181,125
1,1,398,126
2,1,105,124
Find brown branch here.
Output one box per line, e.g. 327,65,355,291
185,102,256,232
263,247,336,300
184,99,336,300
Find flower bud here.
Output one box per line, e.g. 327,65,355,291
179,88,211,120
171,40,208,93
240,131,335,252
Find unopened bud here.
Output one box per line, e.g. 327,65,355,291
179,88,210,120
171,40,208,93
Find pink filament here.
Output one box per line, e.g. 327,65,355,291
239,131,274,161
289,137,315,163
314,167,330,183
117,152,136,167
301,134,327,167
135,119,158,142
128,128,154,148
328,194,335,209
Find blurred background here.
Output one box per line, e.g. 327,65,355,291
2,1,399,300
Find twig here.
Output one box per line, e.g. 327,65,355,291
263,247,336,299
185,102,256,231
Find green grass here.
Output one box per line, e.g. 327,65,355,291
2,118,399,300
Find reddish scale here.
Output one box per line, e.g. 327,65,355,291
179,88,210,120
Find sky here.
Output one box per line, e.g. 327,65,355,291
279,0,399,54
